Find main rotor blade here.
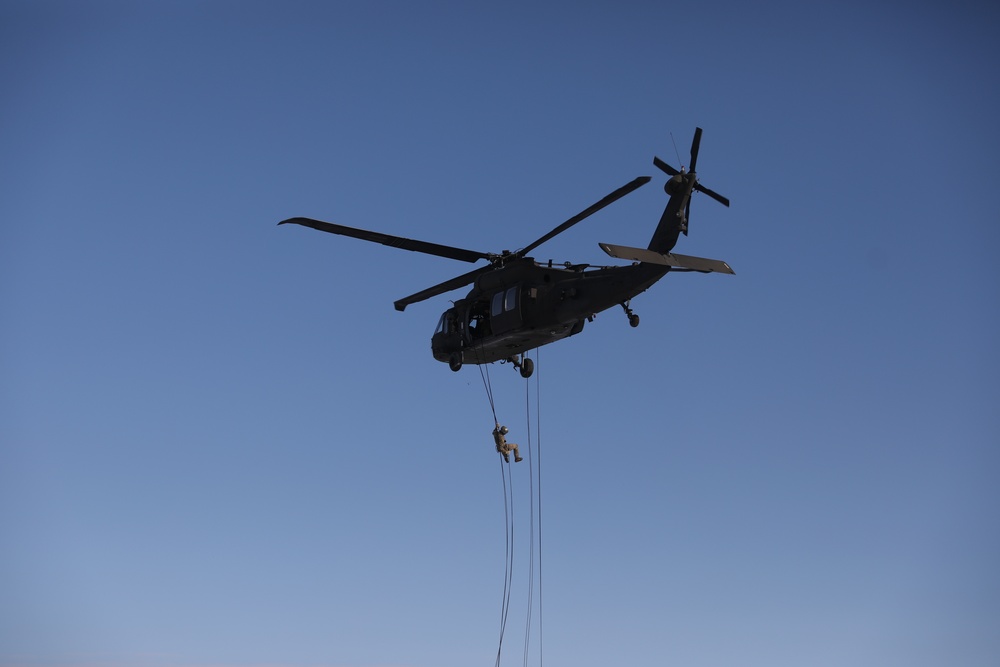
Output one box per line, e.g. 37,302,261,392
393,265,492,311
518,176,651,257
653,156,681,176
689,127,703,173
694,183,730,207
279,217,491,264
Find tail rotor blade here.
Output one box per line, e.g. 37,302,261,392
653,155,681,176
694,183,730,207
688,127,703,173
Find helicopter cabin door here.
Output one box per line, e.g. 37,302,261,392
489,286,522,335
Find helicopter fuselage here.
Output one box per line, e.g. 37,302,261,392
431,257,668,367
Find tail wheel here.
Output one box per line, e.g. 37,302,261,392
520,357,534,379
629,314,640,328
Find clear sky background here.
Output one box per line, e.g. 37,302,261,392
2,2,998,666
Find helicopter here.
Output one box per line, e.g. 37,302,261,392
279,127,733,378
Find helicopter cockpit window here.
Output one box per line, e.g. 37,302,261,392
504,287,517,312
491,291,504,317
435,313,447,334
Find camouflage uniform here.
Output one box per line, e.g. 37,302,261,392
492,423,523,463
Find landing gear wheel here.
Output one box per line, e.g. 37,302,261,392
448,352,463,372
621,301,640,328
506,354,534,379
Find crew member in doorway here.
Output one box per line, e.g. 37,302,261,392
493,423,523,463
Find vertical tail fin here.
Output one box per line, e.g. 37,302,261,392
647,128,729,254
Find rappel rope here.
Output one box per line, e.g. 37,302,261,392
522,373,534,667
495,443,515,667
522,348,543,667
480,356,512,667
479,350,544,667
536,349,545,667
478,348,498,425
537,349,544,667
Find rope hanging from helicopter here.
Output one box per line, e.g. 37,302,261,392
477,349,513,667
495,438,514,667
478,348,544,667
478,356,498,425
522,348,543,667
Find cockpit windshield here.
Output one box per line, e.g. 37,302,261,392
435,309,460,335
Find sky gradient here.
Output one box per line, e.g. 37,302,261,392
2,2,998,666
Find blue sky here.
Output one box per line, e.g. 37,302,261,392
2,1,998,666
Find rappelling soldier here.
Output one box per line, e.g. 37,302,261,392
492,423,523,463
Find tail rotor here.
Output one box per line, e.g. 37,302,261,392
647,127,729,253
652,127,729,235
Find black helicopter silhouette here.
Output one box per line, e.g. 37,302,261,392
280,128,732,378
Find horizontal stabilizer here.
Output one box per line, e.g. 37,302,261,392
599,243,735,274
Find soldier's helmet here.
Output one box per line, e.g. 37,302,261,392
500,426,509,435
